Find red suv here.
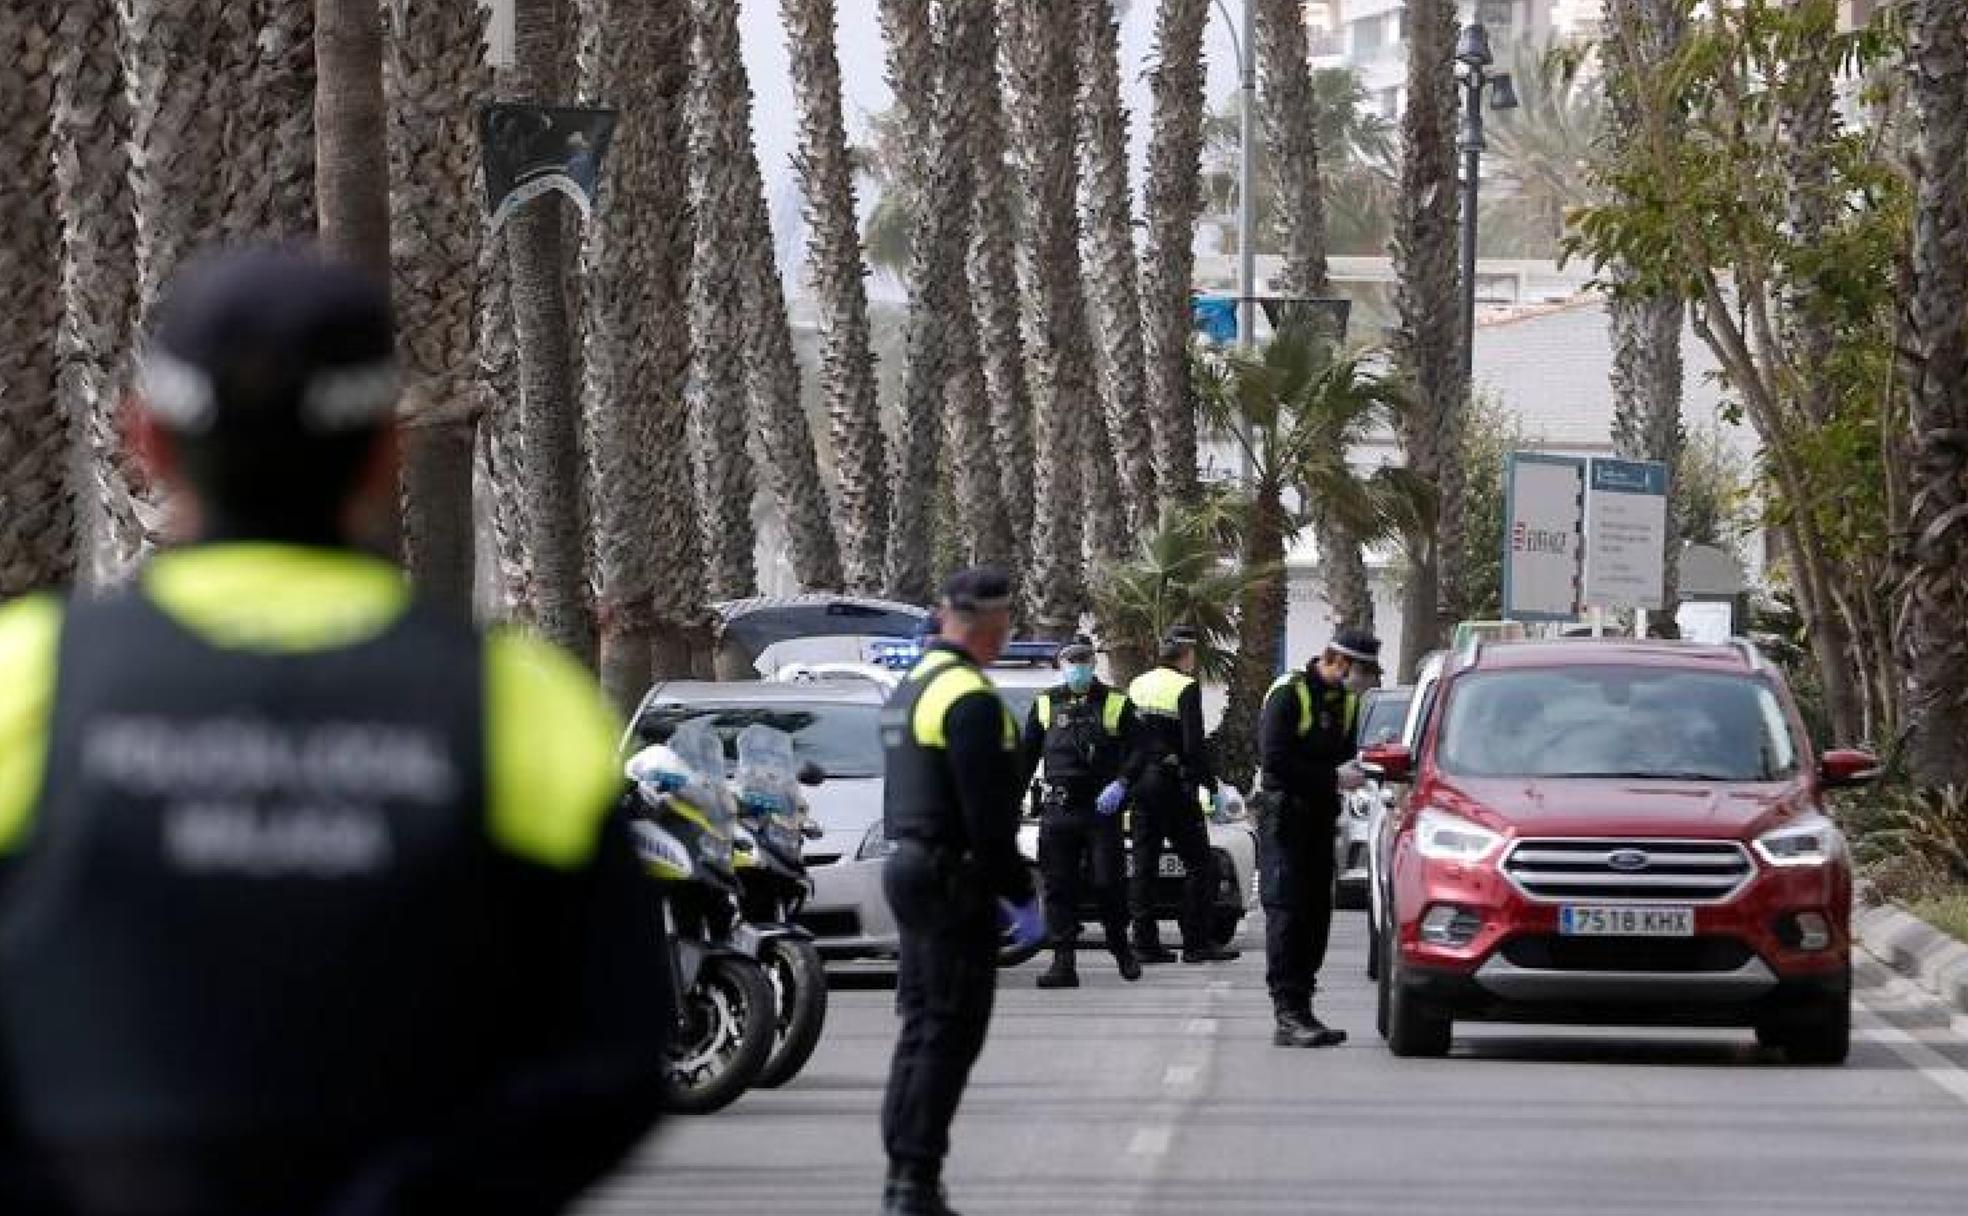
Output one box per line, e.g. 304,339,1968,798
1361,638,1877,1064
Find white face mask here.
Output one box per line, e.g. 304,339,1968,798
1344,666,1377,694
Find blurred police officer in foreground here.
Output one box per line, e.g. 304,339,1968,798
0,247,668,1214
1125,629,1239,965
877,568,1043,1216
1020,638,1144,989
1257,628,1382,1047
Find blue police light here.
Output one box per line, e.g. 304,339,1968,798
869,640,921,670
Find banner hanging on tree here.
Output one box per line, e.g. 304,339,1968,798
478,104,618,233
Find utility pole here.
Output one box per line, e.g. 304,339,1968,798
1454,21,1517,379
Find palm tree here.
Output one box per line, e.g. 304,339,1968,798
577,0,704,705
314,0,390,274
854,105,916,284
1485,38,1605,252
1193,330,1398,782
1254,0,1329,295
686,0,760,601
0,5,72,597
785,0,889,595
1141,0,1212,512
503,0,593,663
385,0,489,617
967,3,1035,565
1005,0,1101,634
225,0,315,241
1391,0,1466,678
1899,0,1968,787
50,0,137,588
1079,0,1158,537
1601,0,1686,636
689,0,843,592
1093,507,1264,689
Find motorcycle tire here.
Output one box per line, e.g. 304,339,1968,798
755,936,829,1089
661,953,776,1115
997,861,1046,968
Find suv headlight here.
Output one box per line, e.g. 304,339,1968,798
1415,807,1503,863
1753,814,1842,867
857,819,898,861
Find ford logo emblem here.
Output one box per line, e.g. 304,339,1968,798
1608,849,1651,872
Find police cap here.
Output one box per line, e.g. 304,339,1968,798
940,566,1013,614
140,244,400,441
1330,627,1383,671
1058,637,1095,664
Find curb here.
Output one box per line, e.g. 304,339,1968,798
1854,901,1968,1018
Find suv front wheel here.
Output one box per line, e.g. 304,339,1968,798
1379,919,1452,1058
1759,988,1851,1066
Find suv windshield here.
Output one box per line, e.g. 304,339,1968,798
1436,667,1799,781
1357,690,1412,747
631,702,885,778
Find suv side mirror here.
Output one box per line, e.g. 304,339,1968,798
1359,742,1413,783
1819,748,1880,788
798,761,827,786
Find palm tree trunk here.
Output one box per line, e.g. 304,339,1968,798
1318,513,1375,631
51,0,137,588
386,0,489,618
1078,0,1157,537
1218,473,1289,786
1899,0,1968,785
1254,0,1329,297
580,0,703,707
228,0,315,241
314,0,389,275
1005,0,1099,634
1605,0,1686,630
0,5,74,596
967,4,1036,568
479,222,534,622
692,0,843,593
685,3,759,603
876,0,941,601
1393,0,1465,665
785,0,889,595
507,0,595,664
1141,0,1211,512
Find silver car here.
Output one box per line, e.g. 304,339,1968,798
1335,686,1413,909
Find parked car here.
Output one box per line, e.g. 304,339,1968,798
1335,685,1412,910
711,594,928,680
1361,637,1875,1063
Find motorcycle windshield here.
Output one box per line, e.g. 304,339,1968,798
668,720,736,834
734,725,798,817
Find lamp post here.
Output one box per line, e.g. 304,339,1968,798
1213,0,1257,355
1453,21,1518,380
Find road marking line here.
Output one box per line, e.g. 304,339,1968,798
1127,1127,1172,1156
1861,970,1968,1039
1184,1018,1218,1035
1854,1006,1968,1108
1206,980,1232,993
1162,1064,1199,1087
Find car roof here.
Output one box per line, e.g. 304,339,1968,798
712,593,927,621
640,680,888,707
1459,638,1759,673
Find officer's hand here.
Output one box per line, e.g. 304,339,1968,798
1337,761,1367,792
1096,780,1128,817
1000,897,1046,951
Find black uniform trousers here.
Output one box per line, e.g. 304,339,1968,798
881,841,999,1165
1036,782,1128,948
1127,766,1216,950
1260,791,1340,1011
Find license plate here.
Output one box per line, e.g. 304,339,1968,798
1123,854,1188,878
1559,905,1694,937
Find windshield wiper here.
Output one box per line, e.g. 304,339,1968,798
1547,770,1749,782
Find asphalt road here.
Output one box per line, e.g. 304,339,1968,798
579,910,1968,1215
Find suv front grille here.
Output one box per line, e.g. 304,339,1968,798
1501,934,1754,973
1501,838,1753,904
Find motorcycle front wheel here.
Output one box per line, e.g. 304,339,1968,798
755,936,829,1089
661,953,775,1115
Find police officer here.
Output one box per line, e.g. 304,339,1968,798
1258,627,1382,1048
1020,638,1144,988
878,567,1042,1216
1125,629,1240,965
0,247,668,1214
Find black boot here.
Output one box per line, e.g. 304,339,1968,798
883,1160,960,1216
1035,947,1079,989
1112,941,1143,982
1273,1005,1346,1048
1132,923,1178,964
1181,944,1241,963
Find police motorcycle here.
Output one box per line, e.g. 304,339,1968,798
729,725,830,1090
624,720,776,1114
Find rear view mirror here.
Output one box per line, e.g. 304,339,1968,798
798,761,827,786
1359,742,1413,783
1819,748,1881,788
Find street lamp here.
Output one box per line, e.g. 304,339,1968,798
1454,21,1517,380
1212,0,1257,356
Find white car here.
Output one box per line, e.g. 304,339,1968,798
1335,686,1413,909
1364,651,1448,979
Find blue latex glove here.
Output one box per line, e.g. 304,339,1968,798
1096,780,1128,817
1000,897,1046,952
